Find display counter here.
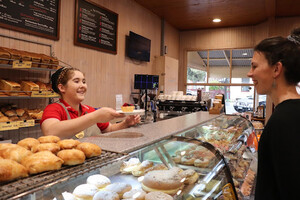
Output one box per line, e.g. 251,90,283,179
80,111,219,153
0,112,257,200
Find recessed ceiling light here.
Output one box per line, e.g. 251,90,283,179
242,53,248,56
213,18,221,23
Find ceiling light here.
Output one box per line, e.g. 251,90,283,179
242,53,248,56
213,18,221,23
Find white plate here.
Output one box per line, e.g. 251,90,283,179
116,109,145,115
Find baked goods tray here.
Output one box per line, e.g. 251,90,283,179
0,150,129,200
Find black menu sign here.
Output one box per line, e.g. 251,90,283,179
0,0,60,40
74,0,118,54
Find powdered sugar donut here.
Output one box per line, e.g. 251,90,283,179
87,174,111,189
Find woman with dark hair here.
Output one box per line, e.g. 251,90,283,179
40,67,140,139
247,28,300,199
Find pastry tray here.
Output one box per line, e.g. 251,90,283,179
0,150,128,200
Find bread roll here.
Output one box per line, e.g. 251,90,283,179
0,116,9,122
145,191,173,200
21,151,64,174
20,81,39,91
57,149,85,165
105,182,132,199
123,188,146,200
142,168,184,195
38,135,61,143
86,174,111,189
16,108,25,117
17,138,40,150
57,139,80,149
72,184,98,200
93,191,119,200
31,143,60,154
4,109,17,117
76,142,101,158
0,159,28,182
0,143,18,150
0,146,33,163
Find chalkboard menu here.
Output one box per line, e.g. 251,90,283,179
74,0,118,54
0,0,60,40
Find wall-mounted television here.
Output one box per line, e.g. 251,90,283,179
134,74,159,90
126,31,151,62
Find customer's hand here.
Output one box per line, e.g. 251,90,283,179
124,115,141,127
95,107,125,123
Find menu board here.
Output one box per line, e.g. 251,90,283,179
74,0,118,54
0,0,60,40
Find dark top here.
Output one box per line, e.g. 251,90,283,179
255,99,300,200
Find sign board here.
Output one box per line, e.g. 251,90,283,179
0,0,60,40
74,0,118,54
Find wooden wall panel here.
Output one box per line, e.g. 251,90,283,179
0,0,179,141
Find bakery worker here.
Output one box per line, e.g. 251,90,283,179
40,67,141,139
247,27,300,200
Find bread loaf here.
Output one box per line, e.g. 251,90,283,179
35,81,47,91
0,47,11,64
0,79,21,91
2,47,21,64
21,81,39,91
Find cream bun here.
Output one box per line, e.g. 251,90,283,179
105,182,132,198
122,188,146,200
92,191,119,200
87,174,111,189
73,184,98,200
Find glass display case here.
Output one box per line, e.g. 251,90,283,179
0,115,256,200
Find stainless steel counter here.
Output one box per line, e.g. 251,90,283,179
80,111,220,153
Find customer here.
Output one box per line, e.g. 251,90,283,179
41,67,141,139
247,28,300,199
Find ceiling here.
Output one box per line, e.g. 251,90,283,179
134,0,300,30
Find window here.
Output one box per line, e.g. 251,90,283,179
186,48,255,113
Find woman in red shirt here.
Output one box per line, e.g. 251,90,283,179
41,67,140,139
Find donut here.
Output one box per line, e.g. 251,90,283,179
17,138,40,150
123,188,146,200
73,184,98,200
57,149,85,165
76,142,101,158
105,182,132,198
142,168,184,195
57,139,80,149
31,143,60,154
86,174,111,189
145,191,173,200
38,135,60,143
194,157,210,168
93,191,119,200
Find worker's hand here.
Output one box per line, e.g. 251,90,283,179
124,115,141,127
95,107,125,123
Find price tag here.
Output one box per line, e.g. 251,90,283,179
0,122,19,131
17,120,35,128
12,60,32,68
46,91,59,98
31,91,47,97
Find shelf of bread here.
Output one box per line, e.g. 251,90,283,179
0,105,43,131
0,46,61,70
0,79,59,98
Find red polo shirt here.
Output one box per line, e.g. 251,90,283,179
40,99,109,131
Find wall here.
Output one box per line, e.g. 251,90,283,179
0,0,179,109
0,0,179,142
179,16,300,123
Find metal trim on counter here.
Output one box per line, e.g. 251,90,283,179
0,150,128,200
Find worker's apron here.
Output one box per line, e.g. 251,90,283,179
57,102,101,139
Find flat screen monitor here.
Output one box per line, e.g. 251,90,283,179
134,74,159,90
127,31,151,62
